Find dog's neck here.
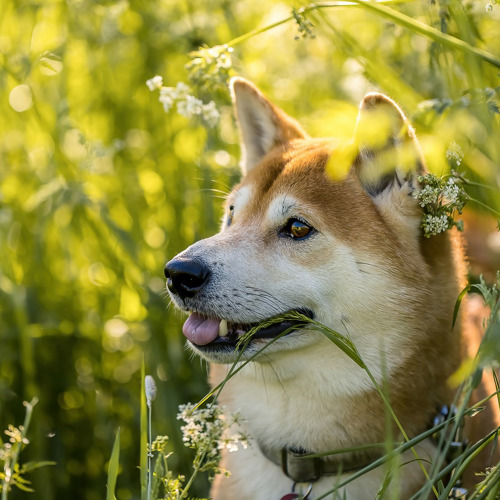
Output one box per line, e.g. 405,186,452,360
210,329,455,456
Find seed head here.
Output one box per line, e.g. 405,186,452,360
145,375,157,406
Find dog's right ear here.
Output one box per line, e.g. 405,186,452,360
230,77,307,175
353,93,425,197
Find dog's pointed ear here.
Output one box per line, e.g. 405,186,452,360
230,77,307,175
354,93,424,198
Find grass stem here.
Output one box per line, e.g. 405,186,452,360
1,398,38,500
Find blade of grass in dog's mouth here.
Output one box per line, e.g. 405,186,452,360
236,310,314,347
183,309,314,347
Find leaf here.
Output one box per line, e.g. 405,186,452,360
452,284,471,330
13,482,35,493
106,428,121,500
375,469,393,499
478,320,500,369
40,59,58,73
19,461,56,473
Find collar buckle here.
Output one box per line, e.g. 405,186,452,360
281,447,324,483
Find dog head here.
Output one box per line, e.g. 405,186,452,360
165,78,430,367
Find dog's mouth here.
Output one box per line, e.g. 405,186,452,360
182,308,314,350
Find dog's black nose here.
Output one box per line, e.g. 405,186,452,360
164,258,210,299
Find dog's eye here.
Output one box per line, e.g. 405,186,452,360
227,205,234,226
282,218,313,240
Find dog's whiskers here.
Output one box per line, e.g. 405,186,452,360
261,355,288,398
243,286,288,311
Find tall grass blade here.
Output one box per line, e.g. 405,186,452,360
493,370,500,410
140,360,147,500
437,427,499,499
106,428,121,500
226,1,500,69
344,0,500,69
453,285,471,330
315,417,458,500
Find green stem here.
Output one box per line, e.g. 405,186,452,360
194,324,304,410
461,179,499,191
1,398,38,500
314,415,466,500
467,196,500,217
364,367,438,497
147,403,152,500
226,0,407,47
226,16,293,47
225,1,500,69
178,462,200,500
336,0,500,68
179,436,216,500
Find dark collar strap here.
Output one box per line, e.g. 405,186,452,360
258,405,468,485
259,443,380,483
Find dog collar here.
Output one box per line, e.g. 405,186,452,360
258,443,380,484
258,405,468,486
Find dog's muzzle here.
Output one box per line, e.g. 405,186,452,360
164,258,210,299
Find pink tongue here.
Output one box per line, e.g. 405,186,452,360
182,313,221,346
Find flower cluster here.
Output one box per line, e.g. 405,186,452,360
146,78,220,127
1,399,53,496
415,173,468,238
4,425,29,446
147,43,233,127
186,44,233,92
146,75,163,91
177,403,248,477
292,7,315,40
148,435,186,500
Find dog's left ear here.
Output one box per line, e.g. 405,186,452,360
353,93,425,198
230,77,308,175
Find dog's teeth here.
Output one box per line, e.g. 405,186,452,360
219,319,228,337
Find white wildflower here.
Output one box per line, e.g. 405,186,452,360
423,214,450,237
151,79,220,127
222,433,249,453
158,82,191,113
201,101,220,127
186,45,233,91
173,82,190,98
177,95,204,118
443,179,461,204
159,88,175,112
216,50,232,70
177,403,248,461
416,184,439,207
146,75,163,91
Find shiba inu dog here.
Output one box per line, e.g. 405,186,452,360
165,78,499,499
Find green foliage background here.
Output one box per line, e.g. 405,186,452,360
0,0,499,499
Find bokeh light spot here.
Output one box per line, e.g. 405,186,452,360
9,85,33,112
